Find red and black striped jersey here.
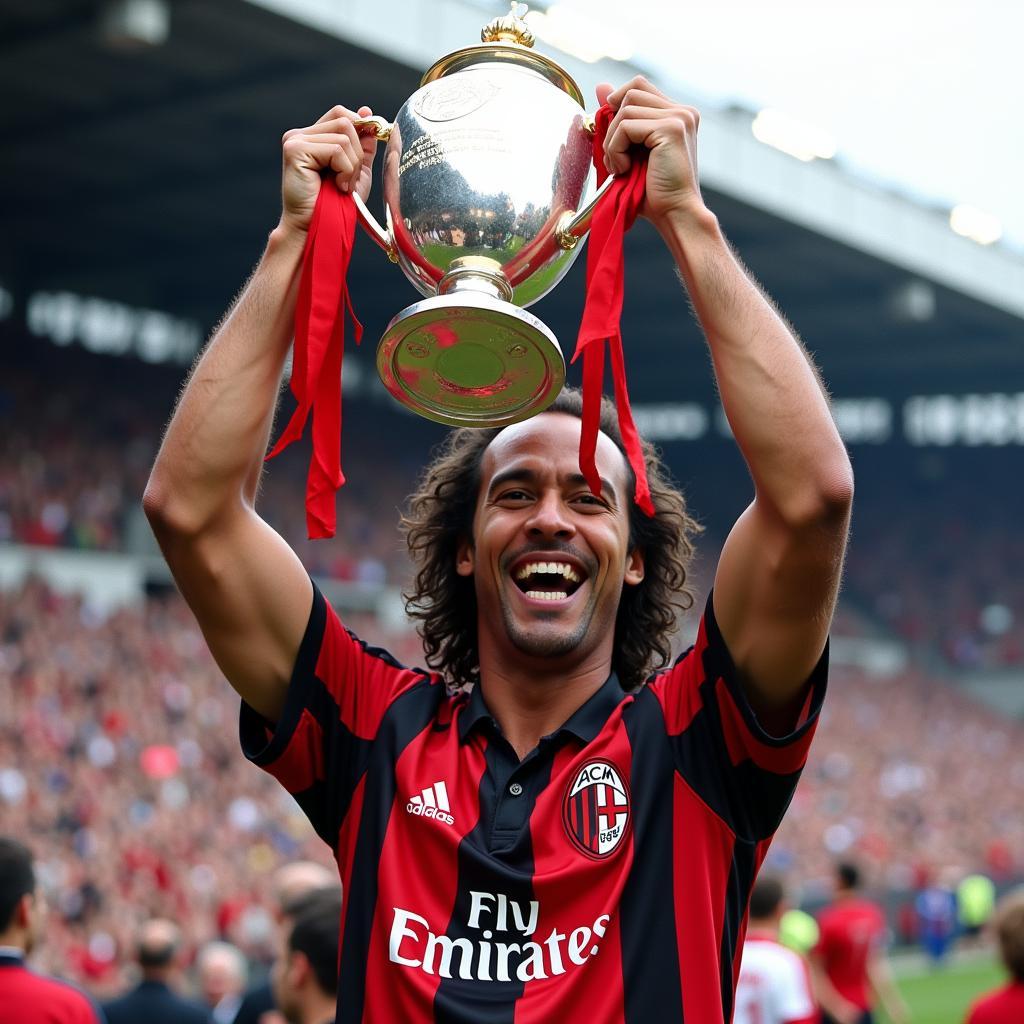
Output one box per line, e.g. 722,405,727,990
240,586,827,1023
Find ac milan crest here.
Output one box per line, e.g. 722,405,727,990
562,760,631,859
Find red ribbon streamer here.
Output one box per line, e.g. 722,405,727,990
572,104,654,516
266,180,362,539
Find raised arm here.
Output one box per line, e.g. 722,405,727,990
602,78,853,719
143,105,377,722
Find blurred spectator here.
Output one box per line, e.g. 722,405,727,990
914,873,959,966
964,887,1024,1023
234,861,339,1024
734,874,818,1024
958,873,997,944
0,835,105,1023
197,941,248,1024
778,908,819,957
811,861,908,1024
102,918,210,1023
271,890,342,1024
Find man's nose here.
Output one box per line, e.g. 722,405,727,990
525,491,575,539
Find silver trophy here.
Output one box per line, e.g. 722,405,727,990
351,2,613,426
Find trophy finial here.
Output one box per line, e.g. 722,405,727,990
482,2,535,47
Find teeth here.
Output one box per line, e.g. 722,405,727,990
514,561,581,583
524,590,570,601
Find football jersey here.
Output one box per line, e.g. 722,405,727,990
814,899,887,1010
967,982,1024,1024
241,587,827,1023
734,933,819,1024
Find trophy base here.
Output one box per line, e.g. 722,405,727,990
376,293,565,427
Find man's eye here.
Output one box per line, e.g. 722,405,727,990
573,493,605,507
499,489,531,501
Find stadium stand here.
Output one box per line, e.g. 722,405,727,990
2,2,1023,1007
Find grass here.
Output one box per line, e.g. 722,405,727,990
893,954,1006,1024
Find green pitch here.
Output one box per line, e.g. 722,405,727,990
893,955,1005,1024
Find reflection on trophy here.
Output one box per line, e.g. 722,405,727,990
351,2,613,426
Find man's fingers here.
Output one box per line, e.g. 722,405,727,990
287,119,368,185
604,118,676,174
606,75,669,109
314,103,361,125
603,103,699,173
283,139,362,191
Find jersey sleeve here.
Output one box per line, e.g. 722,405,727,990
772,950,818,1024
238,583,436,850
648,590,827,841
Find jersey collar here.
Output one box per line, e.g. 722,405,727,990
458,672,626,746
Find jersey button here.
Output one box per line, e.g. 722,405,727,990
509,782,523,797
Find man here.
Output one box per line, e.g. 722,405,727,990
234,861,340,1024
735,875,818,1024
145,75,853,1021
914,872,958,966
272,891,343,1024
197,941,249,1024
0,836,105,1023
811,862,908,1024
965,887,1024,1023
102,918,211,1024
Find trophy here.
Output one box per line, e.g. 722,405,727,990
350,2,613,427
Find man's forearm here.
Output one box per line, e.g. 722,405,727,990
658,209,852,523
145,224,306,532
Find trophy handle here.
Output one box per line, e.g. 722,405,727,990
555,174,617,251
351,116,399,263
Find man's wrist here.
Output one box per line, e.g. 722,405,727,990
653,201,720,248
269,217,310,255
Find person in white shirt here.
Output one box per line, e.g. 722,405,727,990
736,874,820,1024
197,940,248,1024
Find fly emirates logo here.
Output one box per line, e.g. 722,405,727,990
389,891,610,983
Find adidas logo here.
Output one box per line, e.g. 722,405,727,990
406,781,455,827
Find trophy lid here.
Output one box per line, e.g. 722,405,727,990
421,2,585,107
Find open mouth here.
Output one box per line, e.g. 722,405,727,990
511,559,586,602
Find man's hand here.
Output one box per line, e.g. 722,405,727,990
598,76,706,230
279,104,378,235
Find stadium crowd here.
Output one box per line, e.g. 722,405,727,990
4,358,1022,673
1,567,1022,995
3,353,1024,1015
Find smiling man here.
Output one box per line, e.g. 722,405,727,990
145,76,852,1023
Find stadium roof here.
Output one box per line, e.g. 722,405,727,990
2,0,1022,399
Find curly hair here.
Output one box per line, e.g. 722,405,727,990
401,388,701,690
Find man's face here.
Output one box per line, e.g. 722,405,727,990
457,413,644,669
20,888,47,956
271,928,299,1023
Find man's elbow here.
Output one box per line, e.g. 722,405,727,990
143,470,208,541
780,452,854,532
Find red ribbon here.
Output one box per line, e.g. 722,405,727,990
572,104,654,516
266,180,362,539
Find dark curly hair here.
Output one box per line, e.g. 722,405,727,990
401,388,701,690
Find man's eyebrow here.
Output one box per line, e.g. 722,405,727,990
487,467,619,506
486,467,538,497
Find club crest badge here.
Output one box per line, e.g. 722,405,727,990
562,760,631,859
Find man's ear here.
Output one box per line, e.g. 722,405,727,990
289,950,311,989
12,892,32,931
624,547,644,586
455,536,474,578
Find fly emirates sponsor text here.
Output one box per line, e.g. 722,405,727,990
389,890,610,982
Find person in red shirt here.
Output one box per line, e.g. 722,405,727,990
811,861,908,1024
0,836,105,1024
965,887,1024,1024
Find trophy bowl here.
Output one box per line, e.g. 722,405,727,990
352,3,611,427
